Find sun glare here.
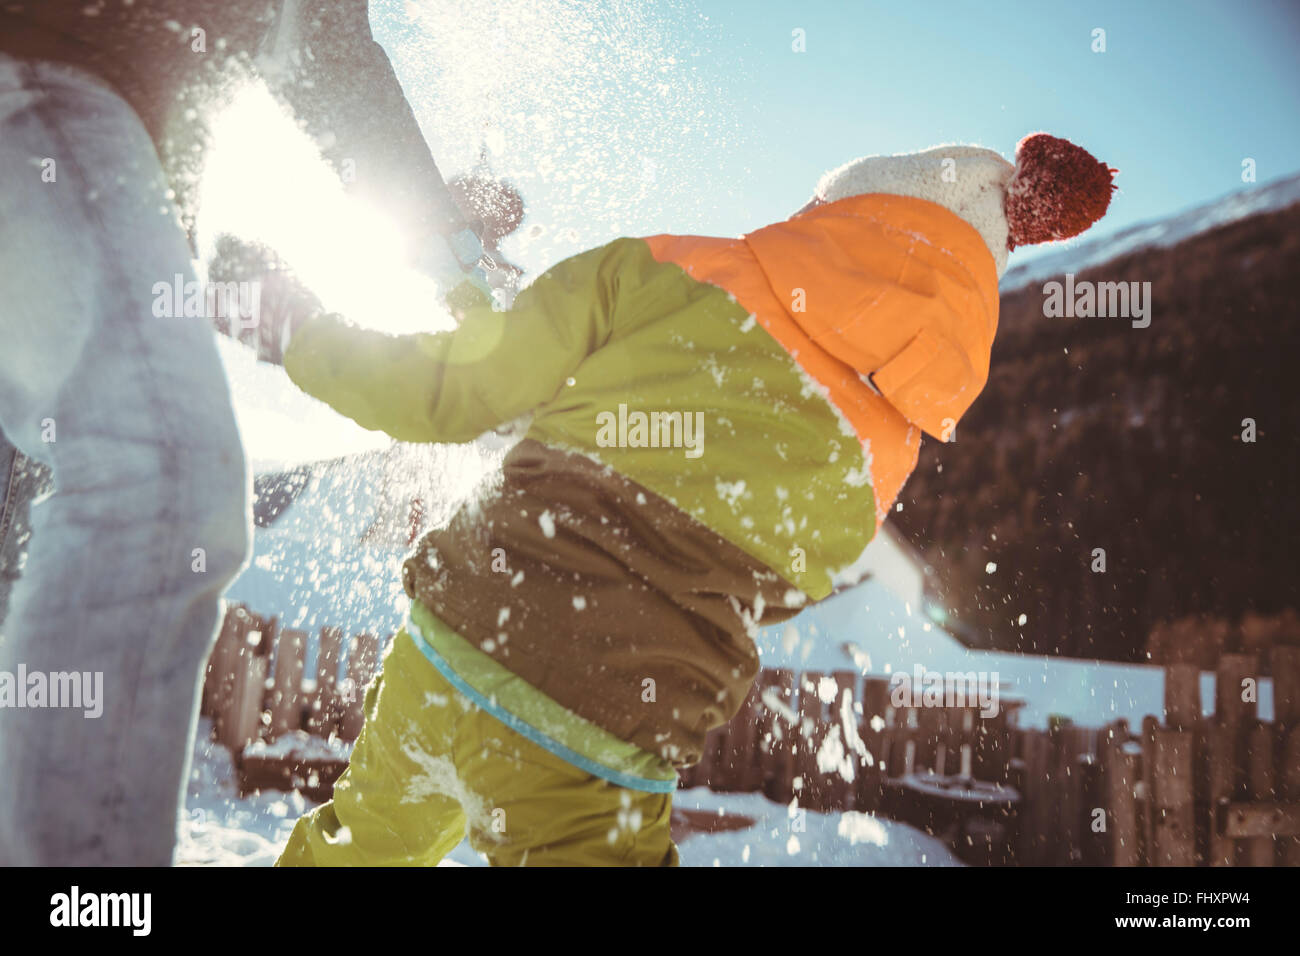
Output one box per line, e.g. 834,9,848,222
196,81,457,337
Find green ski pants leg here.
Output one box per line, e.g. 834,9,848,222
278,631,679,867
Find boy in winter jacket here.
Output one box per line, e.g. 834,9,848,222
277,134,1116,866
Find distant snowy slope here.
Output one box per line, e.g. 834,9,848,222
1000,172,1300,292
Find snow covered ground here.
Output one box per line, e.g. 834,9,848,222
670,788,961,867
178,721,308,867
178,718,489,866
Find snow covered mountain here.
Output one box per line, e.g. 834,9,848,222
1000,171,1300,292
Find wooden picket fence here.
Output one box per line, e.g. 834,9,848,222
679,667,1018,803
200,606,1022,861
1011,647,1300,866
200,604,382,799
199,604,1298,866
678,667,1024,865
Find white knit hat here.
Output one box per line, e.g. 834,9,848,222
816,135,1117,279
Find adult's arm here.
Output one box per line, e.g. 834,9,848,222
264,0,466,245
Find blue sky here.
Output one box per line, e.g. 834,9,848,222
375,0,1300,275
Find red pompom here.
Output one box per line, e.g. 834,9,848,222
1004,133,1117,249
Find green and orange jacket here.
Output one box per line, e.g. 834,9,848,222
285,193,1001,768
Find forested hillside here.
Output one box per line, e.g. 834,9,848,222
893,202,1300,661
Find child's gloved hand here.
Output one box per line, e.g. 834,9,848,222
414,226,513,318
259,267,324,364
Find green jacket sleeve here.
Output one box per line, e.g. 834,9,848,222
283,241,623,443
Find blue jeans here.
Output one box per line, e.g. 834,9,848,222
0,54,251,864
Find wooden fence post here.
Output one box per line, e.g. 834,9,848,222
973,705,1012,785
1100,721,1141,866
729,680,764,794
916,705,944,776
898,706,919,778
708,716,738,792
337,632,381,742
1047,718,1082,865
953,708,974,778
1017,729,1051,865
1242,722,1276,866
761,669,797,804
1215,653,1258,736
1164,663,1200,729
1150,663,1198,865
857,678,890,813
1150,725,1196,865
219,630,267,751
1205,720,1236,866
204,604,247,721
1216,653,1258,865
1138,714,1159,865
827,670,858,810
1078,752,1105,866
212,612,261,744
268,628,307,739
306,625,344,737
794,671,825,810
